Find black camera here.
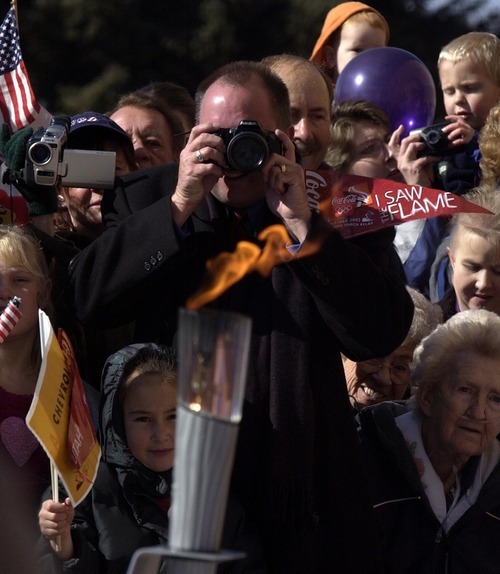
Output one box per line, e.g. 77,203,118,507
410,121,464,157
214,120,283,172
22,115,116,188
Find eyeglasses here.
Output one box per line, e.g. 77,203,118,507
358,358,411,386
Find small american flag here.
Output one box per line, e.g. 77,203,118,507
0,7,50,132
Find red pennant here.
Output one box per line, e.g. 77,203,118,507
305,170,490,239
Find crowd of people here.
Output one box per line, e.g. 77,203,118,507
0,2,499,573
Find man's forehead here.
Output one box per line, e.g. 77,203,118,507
199,81,277,130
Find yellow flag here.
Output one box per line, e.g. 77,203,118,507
26,310,101,506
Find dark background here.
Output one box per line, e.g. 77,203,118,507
9,0,500,120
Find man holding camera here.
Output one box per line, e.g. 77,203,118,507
66,61,412,573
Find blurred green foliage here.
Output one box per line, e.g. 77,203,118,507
11,0,499,117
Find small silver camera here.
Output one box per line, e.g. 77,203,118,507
410,121,464,157
23,115,116,188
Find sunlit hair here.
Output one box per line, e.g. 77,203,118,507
449,183,500,251
403,287,442,352
479,103,500,187
118,345,177,404
262,54,334,107
333,9,389,46
438,32,500,85
195,60,292,131
326,99,390,171
138,81,195,134
411,309,500,407
111,89,186,156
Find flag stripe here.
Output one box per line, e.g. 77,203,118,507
0,7,47,132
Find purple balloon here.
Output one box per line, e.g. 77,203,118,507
334,47,436,136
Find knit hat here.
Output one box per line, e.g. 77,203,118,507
310,2,390,66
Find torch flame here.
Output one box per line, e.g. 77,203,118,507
186,224,295,310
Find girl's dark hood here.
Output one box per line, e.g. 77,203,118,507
99,343,172,497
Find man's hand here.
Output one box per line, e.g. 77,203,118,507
262,129,311,243
170,122,225,227
0,124,58,216
0,124,33,171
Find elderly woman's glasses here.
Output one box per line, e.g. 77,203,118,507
358,358,411,386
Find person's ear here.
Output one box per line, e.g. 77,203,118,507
418,385,434,417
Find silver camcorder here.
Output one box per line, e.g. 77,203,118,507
22,116,116,188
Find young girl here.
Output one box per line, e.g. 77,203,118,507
38,343,178,572
0,225,52,515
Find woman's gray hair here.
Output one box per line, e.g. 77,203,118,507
411,310,500,407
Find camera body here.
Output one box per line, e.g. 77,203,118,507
23,115,116,189
410,121,464,157
214,120,283,172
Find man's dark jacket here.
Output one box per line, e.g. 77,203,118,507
67,163,413,573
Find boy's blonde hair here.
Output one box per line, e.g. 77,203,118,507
438,32,500,85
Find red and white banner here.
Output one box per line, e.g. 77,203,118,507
305,170,490,238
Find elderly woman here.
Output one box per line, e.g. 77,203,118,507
358,309,500,573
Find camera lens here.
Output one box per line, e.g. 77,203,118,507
425,130,442,145
227,133,268,172
28,142,53,165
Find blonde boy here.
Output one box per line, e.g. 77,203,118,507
439,32,500,136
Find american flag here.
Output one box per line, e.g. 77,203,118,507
0,7,50,132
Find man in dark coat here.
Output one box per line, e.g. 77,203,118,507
67,61,413,573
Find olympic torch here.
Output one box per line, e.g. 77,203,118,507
127,307,252,574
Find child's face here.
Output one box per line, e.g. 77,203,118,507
123,373,177,472
449,230,500,315
0,259,45,339
325,21,386,81
439,58,500,131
